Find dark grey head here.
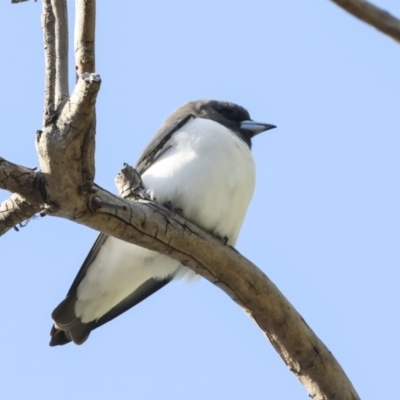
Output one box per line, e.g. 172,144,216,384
184,100,276,148
136,99,276,174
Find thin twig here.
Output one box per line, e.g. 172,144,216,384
52,0,69,103
331,0,400,43
41,0,56,125
75,0,96,74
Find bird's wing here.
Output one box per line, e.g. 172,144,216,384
50,233,175,346
135,112,193,174
64,110,193,300
50,273,172,346
50,111,194,346
65,232,108,296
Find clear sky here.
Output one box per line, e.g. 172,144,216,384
1,1,399,399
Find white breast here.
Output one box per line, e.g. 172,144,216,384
75,117,256,322
142,117,256,245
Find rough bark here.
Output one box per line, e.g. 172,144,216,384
0,158,44,202
0,194,40,235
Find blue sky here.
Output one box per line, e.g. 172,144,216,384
1,1,399,399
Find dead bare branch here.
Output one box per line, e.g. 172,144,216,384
52,0,69,103
0,157,44,203
35,73,100,216
0,194,40,235
0,151,362,399
73,181,359,400
75,0,96,75
331,0,400,43
6,1,362,399
41,0,57,125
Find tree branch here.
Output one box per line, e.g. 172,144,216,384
6,1,362,399
59,175,357,400
0,157,44,202
331,0,400,43
0,151,364,399
0,157,45,235
0,152,361,398
35,73,100,216
52,0,69,103
0,194,40,235
75,0,96,75
41,0,57,125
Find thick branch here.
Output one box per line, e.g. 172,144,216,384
0,157,45,203
0,194,40,235
331,0,400,42
64,182,358,400
35,73,100,215
52,0,69,103
0,151,360,398
75,0,96,74
111,166,360,400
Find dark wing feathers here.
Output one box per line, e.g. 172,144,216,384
94,277,172,328
136,113,192,174
50,277,172,346
50,296,96,346
66,233,108,296
50,110,194,346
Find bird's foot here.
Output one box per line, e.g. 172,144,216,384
163,200,183,216
214,234,229,245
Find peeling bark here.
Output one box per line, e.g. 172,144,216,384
0,158,44,202
0,194,40,235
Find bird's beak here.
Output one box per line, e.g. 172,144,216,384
240,120,276,137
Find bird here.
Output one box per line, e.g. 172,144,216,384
49,99,276,346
